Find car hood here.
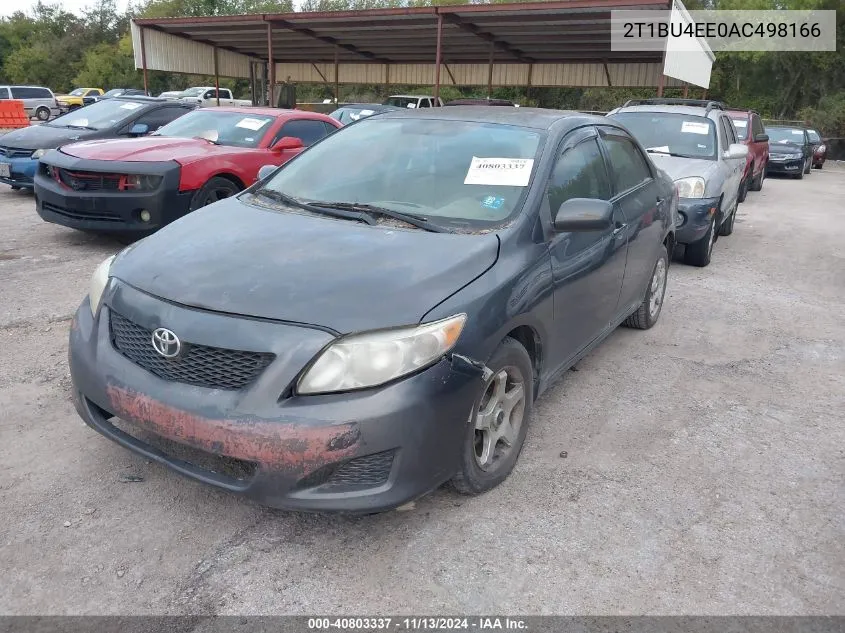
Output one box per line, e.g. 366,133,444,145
0,124,99,151
61,136,244,164
770,141,804,153
647,154,721,186
110,198,500,334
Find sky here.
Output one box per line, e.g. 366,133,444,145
0,0,132,17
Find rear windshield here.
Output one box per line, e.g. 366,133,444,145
729,116,749,140
153,110,276,148
767,127,806,144
48,99,145,131
611,112,717,159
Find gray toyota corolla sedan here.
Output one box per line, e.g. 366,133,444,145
68,107,677,513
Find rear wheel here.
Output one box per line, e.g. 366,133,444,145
624,245,669,330
684,216,715,267
750,162,766,191
188,176,241,211
35,106,50,121
451,337,533,496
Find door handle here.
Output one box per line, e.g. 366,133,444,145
612,222,627,237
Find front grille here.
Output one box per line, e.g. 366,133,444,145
0,146,32,159
109,310,275,390
297,450,396,491
41,201,122,223
58,168,121,191
107,412,257,483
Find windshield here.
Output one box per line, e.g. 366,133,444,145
153,110,275,147
729,116,748,140
69,89,87,96
330,107,380,125
767,127,806,144
178,88,206,98
253,117,543,231
807,130,821,142
383,96,420,108
48,99,145,130
103,89,123,97
611,112,717,159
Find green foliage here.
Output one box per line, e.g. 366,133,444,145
799,92,845,137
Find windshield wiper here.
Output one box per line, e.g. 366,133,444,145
305,201,448,233
251,190,376,225
62,124,97,131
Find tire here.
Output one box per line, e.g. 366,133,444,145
719,206,735,237
737,170,750,203
188,176,242,212
450,337,533,496
815,163,823,170
684,216,715,267
10,185,21,191
804,158,811,175
624,245,669,330
795,166,804,180
35,106,50,122
749,162,765,192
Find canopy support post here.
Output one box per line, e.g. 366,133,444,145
434,13,443,102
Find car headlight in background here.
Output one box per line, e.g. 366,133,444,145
674,177,706,199
31,149,47,159
297,314,467,394
818,144,826,153
88,255,115,317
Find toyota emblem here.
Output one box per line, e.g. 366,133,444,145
151,328,181,358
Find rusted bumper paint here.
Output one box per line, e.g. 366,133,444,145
68,289,480,512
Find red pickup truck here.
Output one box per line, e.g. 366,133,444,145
727,109,769,202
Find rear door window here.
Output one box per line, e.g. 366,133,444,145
11,87,48,99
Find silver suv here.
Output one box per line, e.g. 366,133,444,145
0,85,60,121
607,99,748,267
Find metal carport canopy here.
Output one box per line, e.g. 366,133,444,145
131,0,684,96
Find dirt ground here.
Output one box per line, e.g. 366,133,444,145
0,167,843,616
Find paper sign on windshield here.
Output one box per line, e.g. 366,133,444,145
681,121,710,135
120,102,143,110
236,118,268,131
464,157,534,187
791,130,804,135
360,109,374,116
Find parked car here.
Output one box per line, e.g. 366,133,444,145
67,107,676,512
608,99,748,267
807,128,826,169
35,107,341,235
0,96,195,190
383,94,444,109
726,108,769,201
56,88,105,112
158,91,182,99
0,85,60,121
765,126,813,178
445,98,518,107
328,103,401,125
100,89,149,99
177,87,252,107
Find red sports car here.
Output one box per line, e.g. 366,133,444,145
34,107,341,235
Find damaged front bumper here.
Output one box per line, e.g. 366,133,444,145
68,282,482,513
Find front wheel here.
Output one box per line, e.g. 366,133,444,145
750,162,765,191
188,176,241,211
35,106,50,121
737,171,750,203
451,337,533,496
624,245,669,330
804,158,812,175
684,216,715,267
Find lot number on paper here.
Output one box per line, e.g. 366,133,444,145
464,157,534,187
236,118,269,131
681,121,710,135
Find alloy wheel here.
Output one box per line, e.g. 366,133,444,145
474,366,526,471
648,257,667,320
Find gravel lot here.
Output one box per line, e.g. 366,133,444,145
0,169,843,616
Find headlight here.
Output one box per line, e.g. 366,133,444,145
297,314,466,394
31,149,47,159
88,255,115,317
818,144,826,152
125,174,162,191
674,177,706,199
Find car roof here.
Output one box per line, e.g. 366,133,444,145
336,103,396,110
375,106,605,131
726,109,757,116
201,106,335,121
112,95,170,104
612,104,721,118
387,94,433,98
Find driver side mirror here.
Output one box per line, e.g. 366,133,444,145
724,143,749,160
754,133,769,142
272,136,304,151
554,198,614,232
257,164,277,181
128,123,149,136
